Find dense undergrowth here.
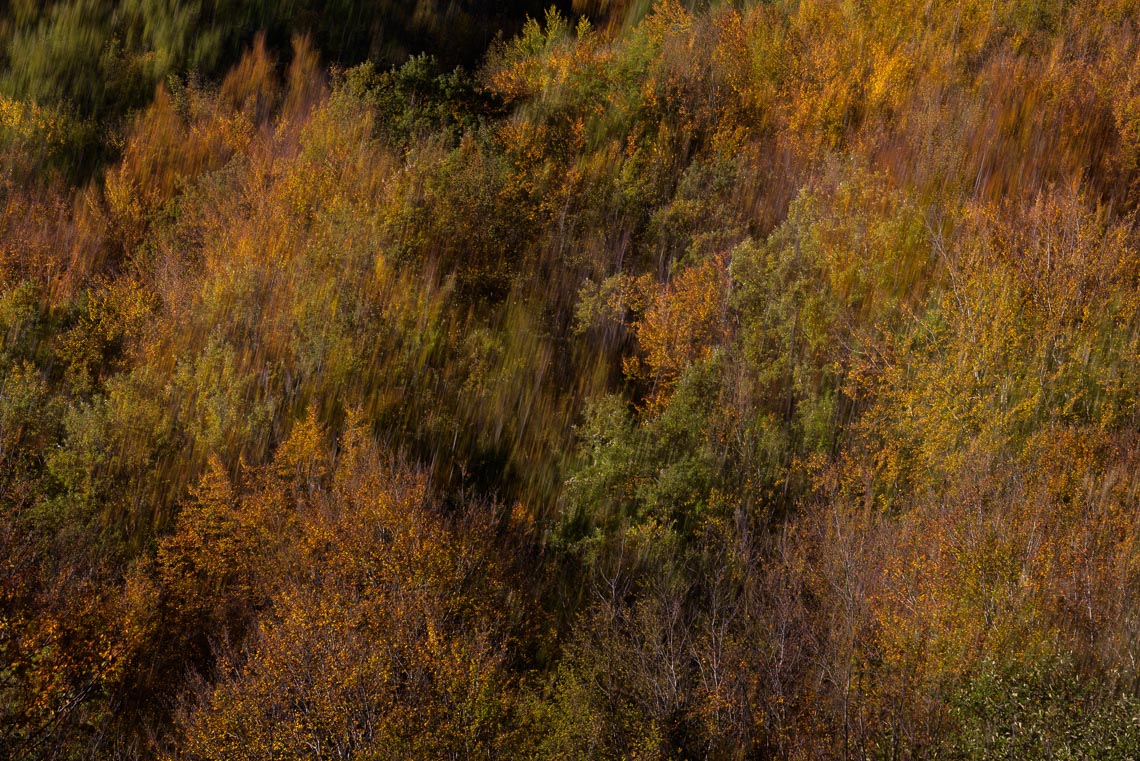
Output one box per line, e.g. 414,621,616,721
3,0,1140,758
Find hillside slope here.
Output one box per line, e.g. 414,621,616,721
3,1,1140,759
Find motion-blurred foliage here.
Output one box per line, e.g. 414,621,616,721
3,0,1140,759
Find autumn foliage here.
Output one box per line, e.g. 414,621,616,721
3,0,1140,759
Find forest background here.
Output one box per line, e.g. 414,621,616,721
4,0,1140,758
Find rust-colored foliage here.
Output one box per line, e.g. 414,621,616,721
4,2,1140,758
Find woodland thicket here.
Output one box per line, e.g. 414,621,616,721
3,1,1140,759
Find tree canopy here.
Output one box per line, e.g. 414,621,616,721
4,1,1140,759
